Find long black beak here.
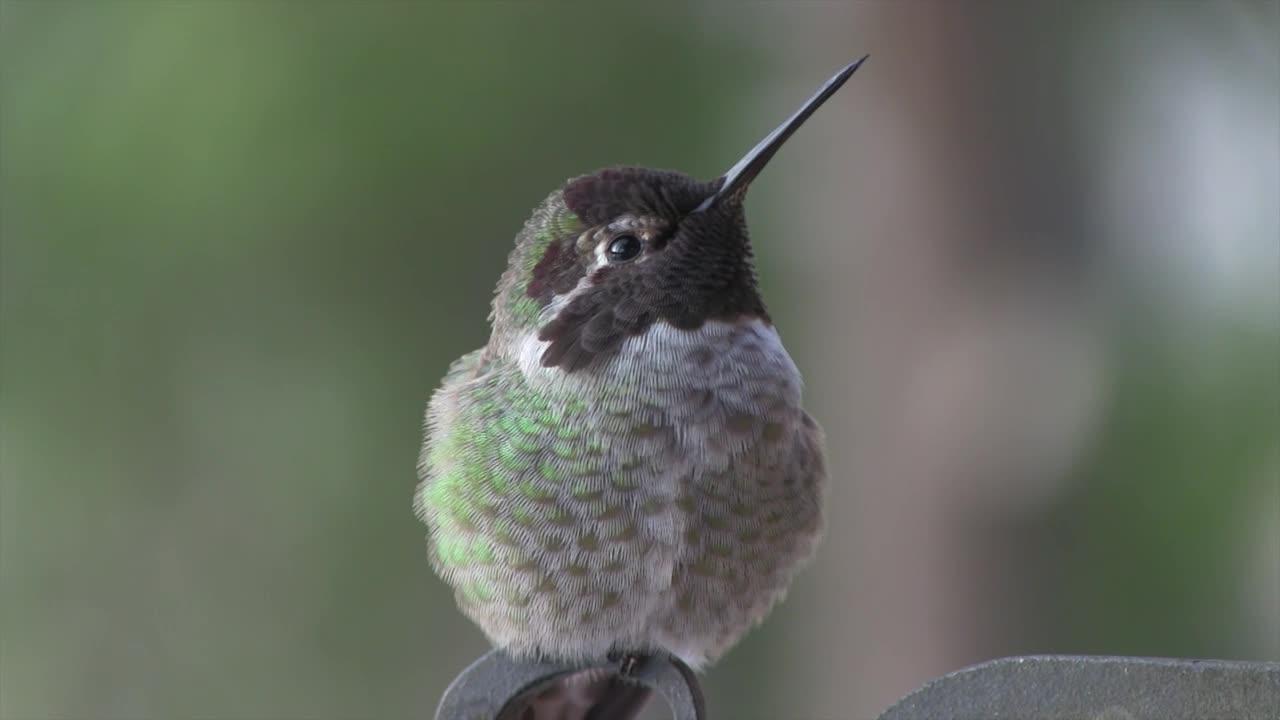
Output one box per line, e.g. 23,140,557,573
695,55,868,213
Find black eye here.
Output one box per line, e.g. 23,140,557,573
606,235,642,262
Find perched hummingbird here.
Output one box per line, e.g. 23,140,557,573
417,58,866,718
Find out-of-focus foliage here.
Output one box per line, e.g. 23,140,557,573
1,3,751,717
1051,322,1278,657
1,2,1275,719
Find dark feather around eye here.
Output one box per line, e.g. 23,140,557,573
606,235,642,262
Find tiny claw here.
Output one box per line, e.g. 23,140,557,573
617,652,646,677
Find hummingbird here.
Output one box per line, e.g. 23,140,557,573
416,57,866,719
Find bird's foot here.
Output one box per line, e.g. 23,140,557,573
435,648,706,720
607,650,651,678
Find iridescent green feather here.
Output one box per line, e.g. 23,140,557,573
497,194,584,325
418,352,625,622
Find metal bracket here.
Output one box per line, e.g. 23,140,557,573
436,652,1278,719
435,649,706,720
877,655,1280,720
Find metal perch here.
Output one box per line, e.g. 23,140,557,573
436,650,705,720
436,653,1278,720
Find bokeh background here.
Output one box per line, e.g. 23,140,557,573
2,2,1277,719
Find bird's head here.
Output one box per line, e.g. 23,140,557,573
490,57,868,372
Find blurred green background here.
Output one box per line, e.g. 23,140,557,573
2,2,1276,719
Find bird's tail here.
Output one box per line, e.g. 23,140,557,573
498,666,653,720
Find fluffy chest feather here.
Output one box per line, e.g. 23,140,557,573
517,318,804,462
419,317,819,666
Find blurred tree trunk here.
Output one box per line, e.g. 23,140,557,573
767,4,1103,717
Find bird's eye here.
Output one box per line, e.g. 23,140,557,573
606,235,642,263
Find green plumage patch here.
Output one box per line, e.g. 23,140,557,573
538,458,564,484
432,530,495,568
508,296,543,324
460,578,495,604
506,202,583,324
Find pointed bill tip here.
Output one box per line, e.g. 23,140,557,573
696,55,869,213
844,53,871,79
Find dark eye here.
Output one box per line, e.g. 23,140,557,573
606,235,642,263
